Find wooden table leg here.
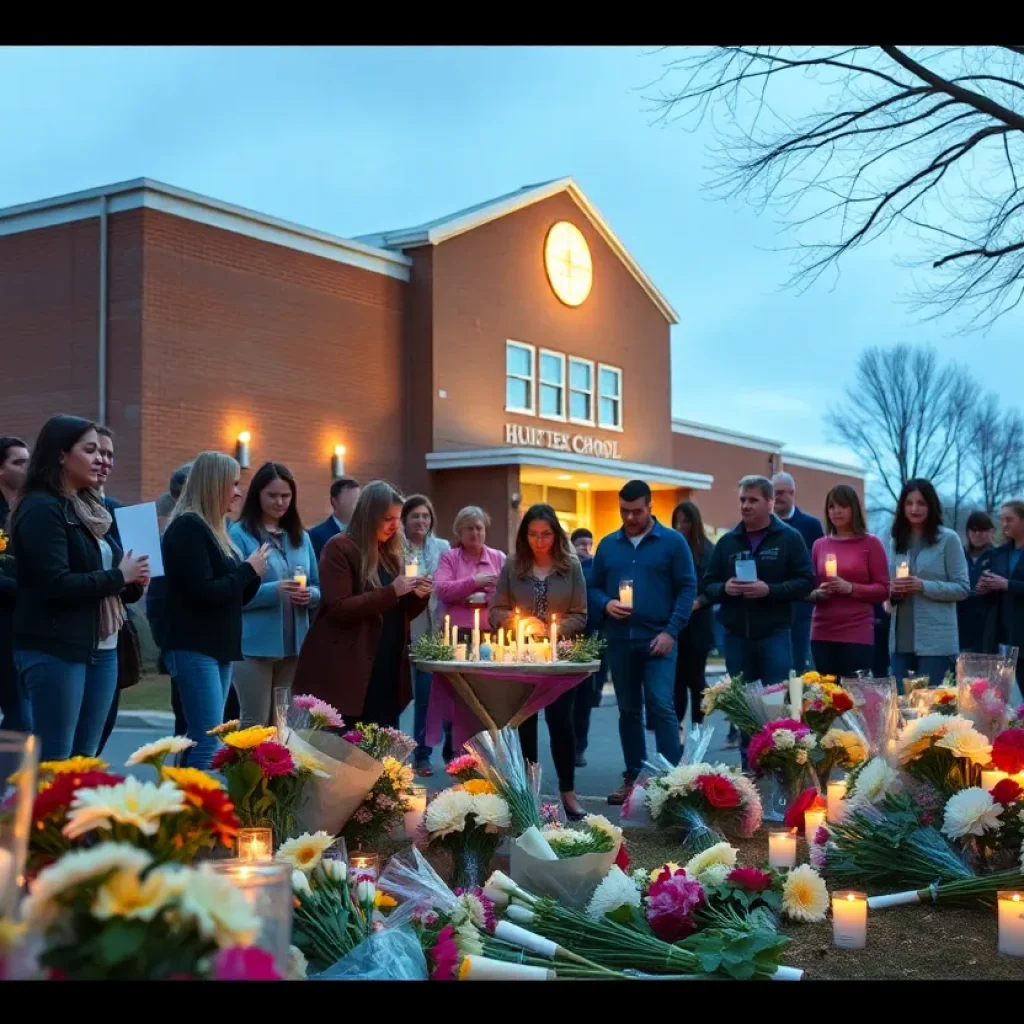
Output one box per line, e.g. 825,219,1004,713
446,671,502,740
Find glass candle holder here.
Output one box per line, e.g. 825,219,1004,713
272,687,291,738
804,807,826,846
826,779,847,823
832,890,867,949
403,786,428,839
237,827,274,862
618,579,634,607
292,567,307,588
767,829,797,869
998,891,1024,957
0,731,39,917
349,852,381,881
207,861,292,975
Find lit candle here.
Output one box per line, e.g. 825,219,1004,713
454,644,467,662
827,780,847,823
292,567,307,588
804,806,826,845
515,609,525,654
824,553,838,579
498,626,505,652
789,673,804,722
403,785,428,838
444,614,451,645
618,579,634,608
472,608,481,661
237,827,273,862
896,560,910,579
451,622,459,650
549,614,558,658
349,853,381,881
998,891,1024,957
832,890,867,949
768,829,798,869
405,559,419,578
982,769,1010,793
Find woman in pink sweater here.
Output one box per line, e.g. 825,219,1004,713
810,484,889,677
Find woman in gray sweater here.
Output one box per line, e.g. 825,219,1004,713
887,478,969,689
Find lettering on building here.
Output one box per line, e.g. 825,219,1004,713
504,423,621,460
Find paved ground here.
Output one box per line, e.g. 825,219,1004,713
106,670,738,821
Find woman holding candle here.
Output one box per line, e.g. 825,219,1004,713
229,462,321,728
490,504,588,820
292,481,431,728
162,452,269,769
807,484,889,678
400,494,451,776
887,478,970,690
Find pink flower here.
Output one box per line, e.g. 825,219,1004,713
969,678,991,699
446,754,480,779
354,807,373,824
646,872,704,943
343,730,365,745
540,802,562,826
814,825,830,846
430,924,460,981
214,947,281,981
293,695,319,709
210,746,237,771
251,741,295,778
726,866,772,892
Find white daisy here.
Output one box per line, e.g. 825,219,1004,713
124,735,196,767
277,831,337,874
781,864,829,923
178,865,260,948
585,866,641,921
63,777,186,839
941,787,1004,840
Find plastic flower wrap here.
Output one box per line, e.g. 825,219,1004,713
700,674,790,738
340,724,417,849
464,727,543,832
841,676,899,758
420,787,511,890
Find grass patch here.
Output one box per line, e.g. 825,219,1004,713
117,674,173,713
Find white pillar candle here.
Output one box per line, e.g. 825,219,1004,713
403,786,428,838
454,644,466,662
498,627,505,651
998,891,1024,957
789,674,804,721
405,559,419,578
804,807,826,846
618,580,634,608
444,614,451,645
515,610,525,654
832,890,867,949
982,770,1010,793
768,829,797,869
549,614,558,658
472,608,481,662
824,553,838,579
826,780,847,823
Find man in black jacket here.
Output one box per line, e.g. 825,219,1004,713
771,472,824,674
309,477,361,561
704,475,814,691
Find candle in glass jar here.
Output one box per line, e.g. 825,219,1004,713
349,853,381,881
618,580,634,608
826,780,847,822
824,553,838,579
896,560,910,579
405,559,419,578
998,891,1024,956
292,567,307,588
832,890,867,949
403,786,428,838
768,829,798,869
804,806,826,845
237,827,273,863
982,770,1010,793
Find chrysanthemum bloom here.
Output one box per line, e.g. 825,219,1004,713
210,746,238,771
251,741,296,778
585,865,642,921
941,787,1004,839
781,864,829,922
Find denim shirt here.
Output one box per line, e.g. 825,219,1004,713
229,522,321,659
587,519,696,643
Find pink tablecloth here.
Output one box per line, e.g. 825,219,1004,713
425,668,593,752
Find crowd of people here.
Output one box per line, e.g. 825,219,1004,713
1,415,1023,820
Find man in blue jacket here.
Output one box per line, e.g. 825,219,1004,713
772,472,824,674
309,477,361,561
588,480,696,804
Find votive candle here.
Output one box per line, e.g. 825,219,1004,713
768,829,798,869
982,769,1010,793
618,580,634,608
896,560,910,579
292,567,307,588
804,806,826,845
824,553,838,579
998,891,1024,957
832,890,867,949
237,827,273,863
405,559,419,578
826,780,847,823
349,853,381,881
403,786,427,838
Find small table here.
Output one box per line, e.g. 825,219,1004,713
416,659,600,750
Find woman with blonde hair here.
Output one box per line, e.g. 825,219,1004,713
435,505,506,638
292,480,432,726
162,451,269,768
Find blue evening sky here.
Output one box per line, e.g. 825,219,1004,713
2,45,1016,469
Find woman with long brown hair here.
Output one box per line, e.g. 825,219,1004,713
292,480,432,727
490,504,587,819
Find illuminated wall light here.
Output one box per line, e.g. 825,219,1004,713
578,482,590,489
556,474,573,481
236,431,251,469
331,445,346,479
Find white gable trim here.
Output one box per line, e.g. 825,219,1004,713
671,418,783,453
0,178,412,281
782,452,866,479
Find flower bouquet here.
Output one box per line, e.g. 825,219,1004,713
800,675,854,737
340,724,416,849
420,786,511,889
815,726,869,783
463,727,542,832
700,674,790,738
747,719,817,821
20,843,277,980
210,724,321,843
957,652,1016,739
892,713,991,798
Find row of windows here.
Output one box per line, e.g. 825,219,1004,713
505,341,623,430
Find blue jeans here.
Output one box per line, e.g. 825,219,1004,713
607,640,680,779
15,648,118,761
164,650,233,769
890,653,955,695
790,607,813,675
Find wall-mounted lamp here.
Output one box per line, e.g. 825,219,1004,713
331,445,346,479
236,431,251,470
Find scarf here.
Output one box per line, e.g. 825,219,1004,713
68,490,126,642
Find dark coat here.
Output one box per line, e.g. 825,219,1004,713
682,539,716,652
292,533,429,718
983,543,1024,657
782,508,824,624
958,544,996,651
309,516,342,562
11,492,143,663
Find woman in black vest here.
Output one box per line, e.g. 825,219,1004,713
11,416,149,760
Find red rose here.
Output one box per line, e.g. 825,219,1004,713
991,778,1024,806
696,774,741,809
614,840,631,872
831,692,854,713
726,866,773,892
992,729,1024,775
783,787,824,830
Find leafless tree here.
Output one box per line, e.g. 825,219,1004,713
968,395,1024,511
647,46,1024,327
827,344,979,515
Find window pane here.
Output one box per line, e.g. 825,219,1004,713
540,352,563,384
507,377,531,410
599,367,620,397
540,383,562,416
570,360,591,390
507,345,531,376
570,391,591,421
599,396,619,427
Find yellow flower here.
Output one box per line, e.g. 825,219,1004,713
374,891,397,909
781,864,829,922
125,735,195,767
685,842,737,880
207,720,241,736
277,831,337,873
460,779,496,796
39,756,108,777
801,671,822,683
221,726,278,749
649,862,682,882
93,866,183,921
383,756,414,790
935,726,992,766
160,766,223,791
